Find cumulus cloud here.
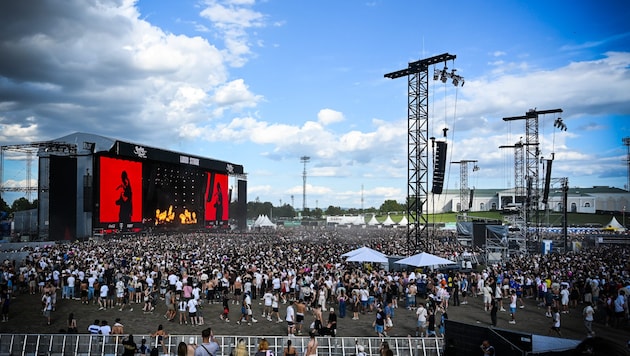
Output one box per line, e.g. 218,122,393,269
0,0,261,144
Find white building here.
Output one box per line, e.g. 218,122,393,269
425,186,629,215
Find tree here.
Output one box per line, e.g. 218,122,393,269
11,197,35,211
325,205,344,216
379,199,404,214
0,195,10,213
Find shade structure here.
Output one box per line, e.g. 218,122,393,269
341,246,386,258
345,249,388,263
394,252,456,267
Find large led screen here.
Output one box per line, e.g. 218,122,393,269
144,164,205,227
99,157,143,224
97,155,229,229
205,172,229,225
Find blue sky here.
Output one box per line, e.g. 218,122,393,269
0,0,629,209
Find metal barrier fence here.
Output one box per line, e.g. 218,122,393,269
0,334,444,356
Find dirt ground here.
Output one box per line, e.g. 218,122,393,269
1,288,628,351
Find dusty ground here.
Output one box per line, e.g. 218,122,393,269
1,288,628,351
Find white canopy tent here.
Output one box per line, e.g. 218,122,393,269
367,215,380,226
398,216,408,226
252,215,277,229
604,216,626,231
382,214,395,226
394,252,456,267
341,246,387,258
345,249,389,263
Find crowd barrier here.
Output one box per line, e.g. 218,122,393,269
0,333,444,356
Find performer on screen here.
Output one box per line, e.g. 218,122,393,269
214,182,223,223
116,170,132,224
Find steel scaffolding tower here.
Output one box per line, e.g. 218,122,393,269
385,53,456,254
503,108,562,250
624,137,630,191
0,142,77,202
452,160,478,212
500,140,526,254
300,156,310,213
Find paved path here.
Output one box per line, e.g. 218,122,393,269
1,288,628,350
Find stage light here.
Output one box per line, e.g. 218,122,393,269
452,77,459,86
433,68,440,81
440,68,448,83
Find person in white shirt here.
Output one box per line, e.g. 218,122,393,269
286,300,296,336
582,301,595,337
262,289,273,319
99,284,109,310
188,298,198,326
415,303,427,337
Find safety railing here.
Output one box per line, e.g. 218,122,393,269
0,334,443,356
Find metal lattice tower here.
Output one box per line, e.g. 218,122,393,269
300,156,310,212
385,53,456,254
500,140,526,254
504,108,562,248
452,160,478,212
0,142,77,203
624,137,630,191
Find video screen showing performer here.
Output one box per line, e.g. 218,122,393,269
205,172,228,225
99,157,142,224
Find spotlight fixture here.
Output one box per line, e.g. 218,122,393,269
553,118,567,131
440,67,448,83
433,63,464,87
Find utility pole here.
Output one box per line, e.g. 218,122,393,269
300,156,310,213
385,53,462,254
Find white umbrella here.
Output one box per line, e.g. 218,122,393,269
394,252,455,267
341,246,386,258
345,249,389,263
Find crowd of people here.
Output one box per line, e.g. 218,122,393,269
0,227,628,353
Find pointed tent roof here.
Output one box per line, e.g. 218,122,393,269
394,252,456,267
398,216,408,226
604,216,626,231
367,215,379,226
341,246,387,258
345,249,388,263
382,214,395,226
253,215,276,228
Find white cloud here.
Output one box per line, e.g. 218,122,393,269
317,109,344,125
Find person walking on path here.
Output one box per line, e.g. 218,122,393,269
583,301,595,337
548,307,562,337
508,289,517,324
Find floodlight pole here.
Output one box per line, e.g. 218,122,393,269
385,53,456,254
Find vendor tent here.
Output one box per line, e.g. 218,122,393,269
341,246,386,258
252,215,276,229
395,252,456,267
345,249,388,263
367,215,379,226
398,216,408,226
382,214,395,226
603,216,626,231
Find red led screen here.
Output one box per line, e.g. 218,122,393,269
205,172,229,223
99,157,143,224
